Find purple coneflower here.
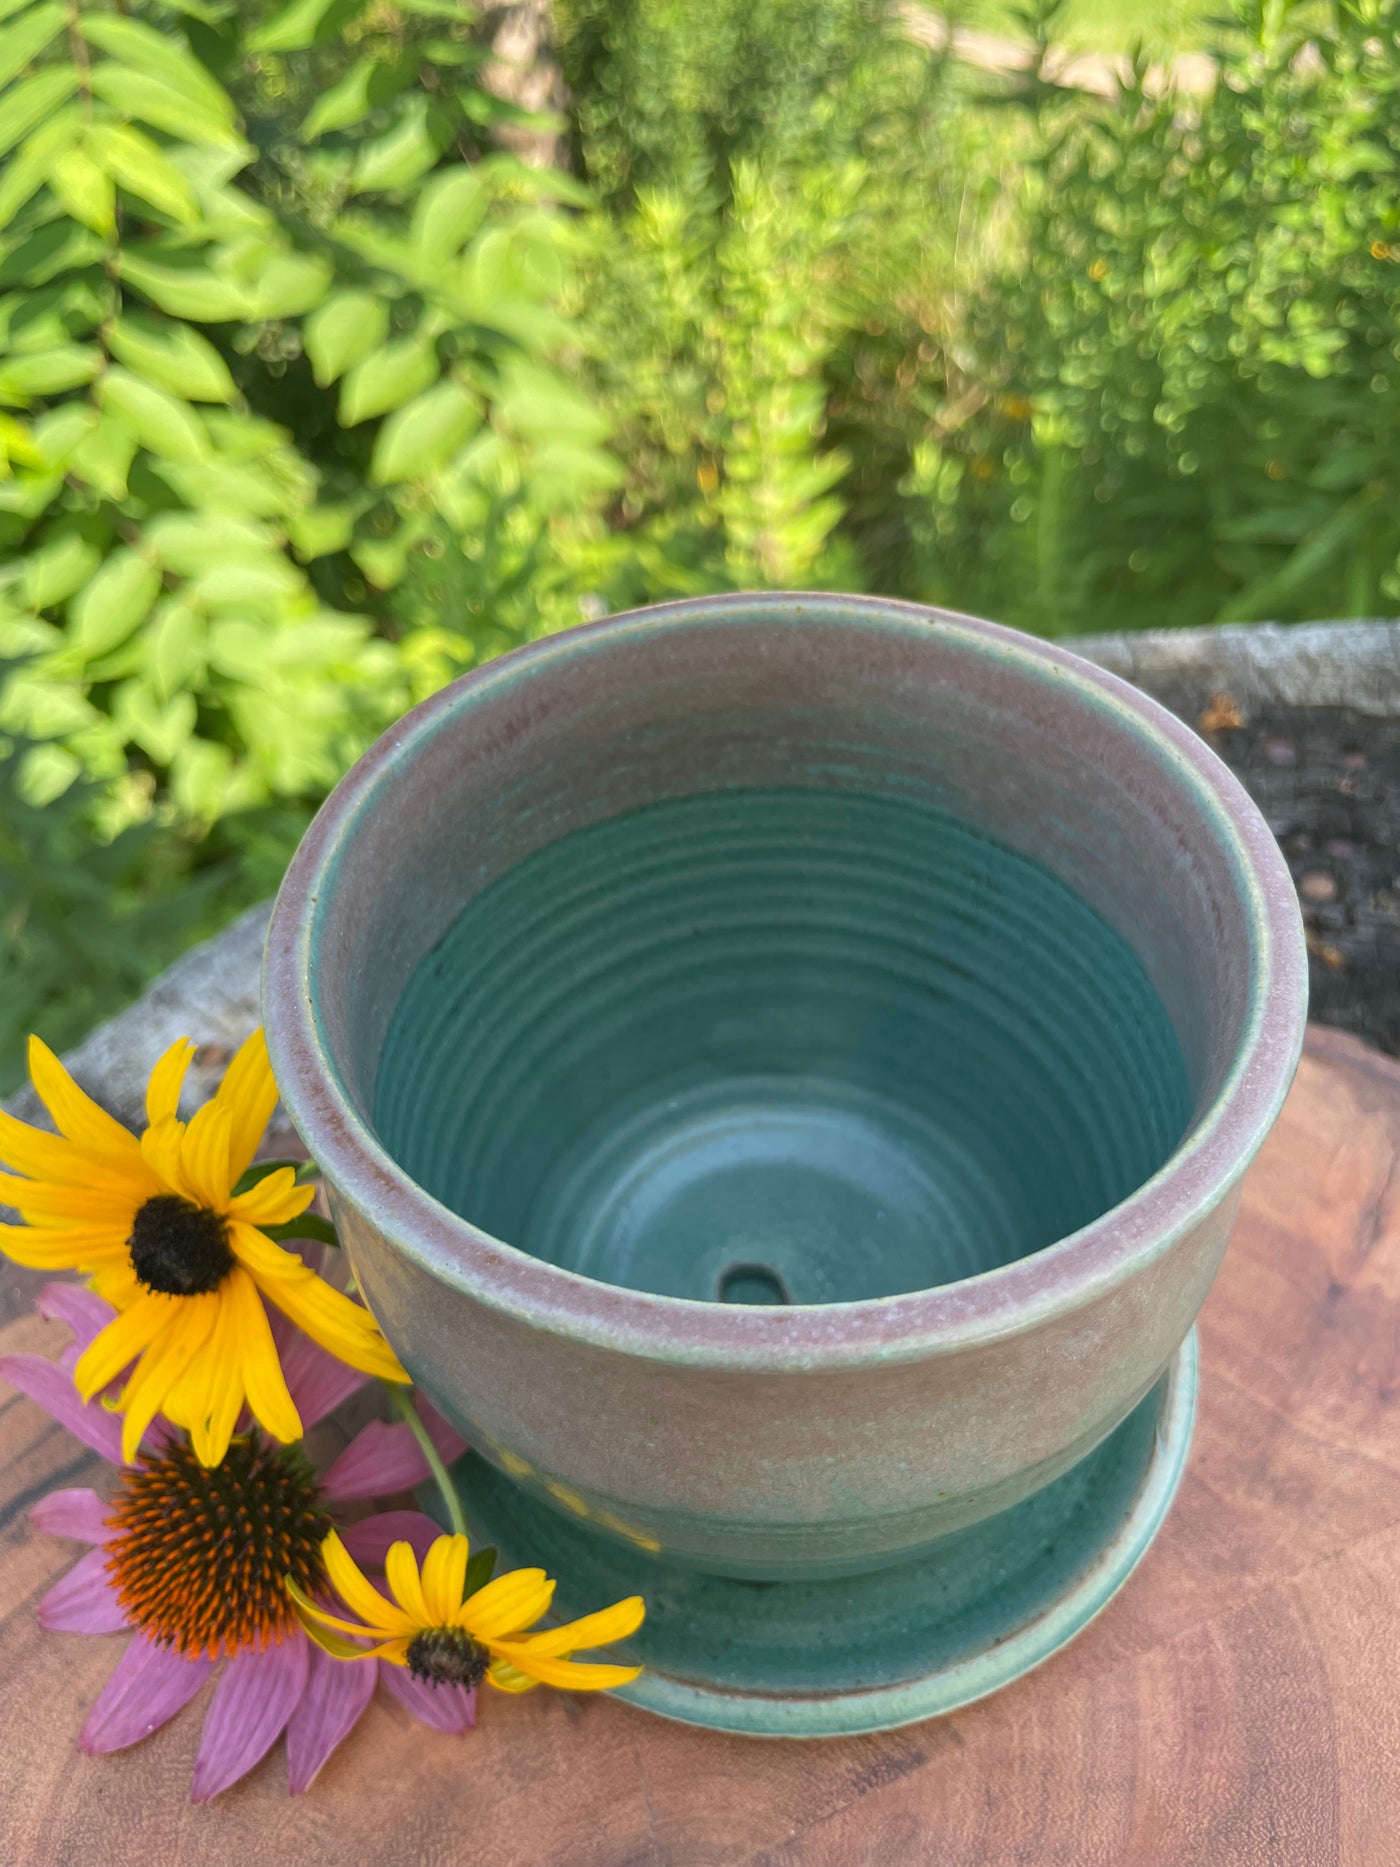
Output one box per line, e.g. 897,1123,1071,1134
3,1280,472,1801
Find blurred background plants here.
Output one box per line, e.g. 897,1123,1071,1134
0,0,1396,1084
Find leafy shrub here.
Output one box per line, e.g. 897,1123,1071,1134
0,0,617,835
556,0,971,592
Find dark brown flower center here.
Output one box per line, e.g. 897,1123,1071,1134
104,1433,332,1657
127,1193,234,1296
406,1626,490,1689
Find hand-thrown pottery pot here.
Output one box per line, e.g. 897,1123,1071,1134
263,594,1307,1734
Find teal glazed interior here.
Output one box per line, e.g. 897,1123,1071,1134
376,788,1192,1304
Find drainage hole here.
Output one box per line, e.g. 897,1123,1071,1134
717,1262,791,1306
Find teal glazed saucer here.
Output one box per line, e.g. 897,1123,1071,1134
448,1332,1196,1739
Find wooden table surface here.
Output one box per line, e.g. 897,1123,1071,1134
2,1025,1398,1867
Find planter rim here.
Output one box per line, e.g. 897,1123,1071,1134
263,593,1308,1371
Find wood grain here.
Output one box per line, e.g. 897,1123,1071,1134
2,1026,1398,1867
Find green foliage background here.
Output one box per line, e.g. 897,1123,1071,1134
1,0,1395,1085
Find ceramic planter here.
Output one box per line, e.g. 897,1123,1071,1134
263,594,1307,1732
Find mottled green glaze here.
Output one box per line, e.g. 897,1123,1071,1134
444,1336,1196,1736
377,789,1191,1303
265,594,1307,1727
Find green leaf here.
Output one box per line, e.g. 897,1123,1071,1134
48,145,115,237
303,290,388,387
247,0,363,52
0,65,77,162
0,279,103,351
0,109,81,230
0,344,101,403
23,523,103,610
0,218,103,289
299,58,374,139
0,5,64,91
259,1212,339,1247
101,366,208,462
88,124,198,225
145,596,204,699
244,252,333,320
189,557,300,609
351,98,442,196
339,331,438,426
349,529,408,589
17,739,80,805
108,313,236,403
68,547,162,659
80,14,237,127
113,679,196,765
371,378,480,484
410,168,487,265
231,1157,305,1195
286,500,356,558
146,511,275,574
461,1544,496,1596
68,413,137,500
89,66,244,154
120,247,252,321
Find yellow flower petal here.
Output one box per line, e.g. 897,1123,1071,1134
165,1286,243,1466
118,1292,220,1463
286,1578,410,1660
247,1238,409,1384
224,1266,301,1450
485,1659,541,1694
228,1219,306,1281
229,1169,316,1227
141,1116,191,1199
461,1569,554,1642
0,1221,128,1270
486,1645,642,1691
506,1595,645,1661
74,1292,175,1400
214,1028,279,1183
27,1035,145,1173
0,1172,141,1230
179,1100,232,1212
321,1531,418,1637
295,1614,372,1662
420,1533,470,1625
145,1037,196,1130
0,1106,104,1186
385,1540,433,1627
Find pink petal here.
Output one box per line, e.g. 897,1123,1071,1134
37,1281,115,1356
31,1486,112,1544
339,1510,442,1567
284,1639,376,1794
320,1421,421,1501
80,1634,213,1754
269,1307,367,1432
0,1352,122,1461
378,1660,476,1734
190,1634,309,1803
39,1547,128,1633
320,1398,466,1504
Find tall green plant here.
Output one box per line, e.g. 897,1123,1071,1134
894,0,1400,632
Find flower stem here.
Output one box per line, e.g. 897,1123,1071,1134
388,1385,467,1536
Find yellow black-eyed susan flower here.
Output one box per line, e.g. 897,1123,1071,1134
0,1030,408,1465
289,1529,645,1696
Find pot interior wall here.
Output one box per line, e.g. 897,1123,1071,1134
373,785,1191,1303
